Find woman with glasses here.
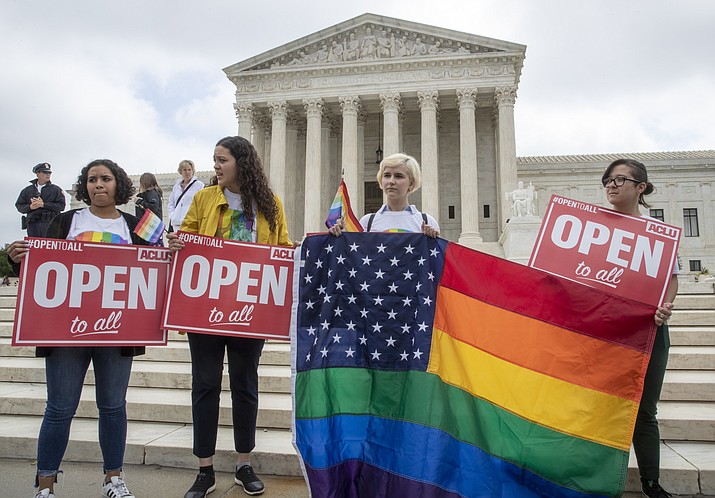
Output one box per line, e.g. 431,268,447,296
601,158,678,498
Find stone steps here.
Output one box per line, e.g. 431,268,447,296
669,326,715,346
2,380,713,441
667,345,715,369
0,382,292,429
1,285,714,494
0,415,301,476
0,356,292,393
0,413,710,495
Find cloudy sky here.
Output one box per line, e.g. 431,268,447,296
2,0,713,244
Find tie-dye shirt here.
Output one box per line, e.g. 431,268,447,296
218,189,257,243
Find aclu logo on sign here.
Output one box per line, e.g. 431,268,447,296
137,248,170,263
645,221,679,241
270,247,294,261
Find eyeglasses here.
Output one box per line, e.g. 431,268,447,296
601,176,641,188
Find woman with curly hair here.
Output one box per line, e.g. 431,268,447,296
7,158,155,498
167,136,291,497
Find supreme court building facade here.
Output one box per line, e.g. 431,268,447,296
117,14,713,278
222,13,525,246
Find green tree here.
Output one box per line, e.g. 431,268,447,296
0,243,13,277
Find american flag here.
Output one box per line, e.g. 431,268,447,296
296,233,448,372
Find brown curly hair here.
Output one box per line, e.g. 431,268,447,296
215,136,278,232
75,159,135,206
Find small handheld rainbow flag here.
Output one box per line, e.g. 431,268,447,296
325,179,363,232
134,208,165,245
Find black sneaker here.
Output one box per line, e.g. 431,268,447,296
184,472,216,498
235,464,265,495
642,479,672,498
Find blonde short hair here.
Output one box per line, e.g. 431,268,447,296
377,153,421,192
177,159,195,174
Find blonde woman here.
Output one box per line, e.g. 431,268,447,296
167,159,204,232
330,153,439,237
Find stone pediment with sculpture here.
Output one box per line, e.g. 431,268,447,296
248,23,504,71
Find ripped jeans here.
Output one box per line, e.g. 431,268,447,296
35,347,132,482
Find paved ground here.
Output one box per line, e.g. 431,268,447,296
2,458,708,497
1,458,309,497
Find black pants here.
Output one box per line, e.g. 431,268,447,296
633,323,670,480
187,333,264,458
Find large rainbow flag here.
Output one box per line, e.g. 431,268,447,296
324,179,363,232
292,233,656,498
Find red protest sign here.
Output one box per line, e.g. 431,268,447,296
528,195,680,307
162,232,295,341
12,238,170,346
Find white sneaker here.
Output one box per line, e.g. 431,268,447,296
102,476,135,498
34,489,55,498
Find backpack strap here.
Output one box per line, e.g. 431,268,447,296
366,213,376,232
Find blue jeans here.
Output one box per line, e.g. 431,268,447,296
36,347,133,481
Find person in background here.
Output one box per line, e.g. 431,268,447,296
168,159,204,232
167,136,291,497
15,162,66,237
133,172,164,245
601,158,678,498
7,159,153,498
329,153,439,237
133,172,163,219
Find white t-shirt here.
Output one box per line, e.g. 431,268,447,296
67,208,132,244
360,205,439,233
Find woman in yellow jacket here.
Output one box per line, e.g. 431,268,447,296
168,136,291,497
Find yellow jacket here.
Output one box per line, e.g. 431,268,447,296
181,185,292,246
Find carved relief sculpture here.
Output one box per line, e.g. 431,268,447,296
262,24,491,68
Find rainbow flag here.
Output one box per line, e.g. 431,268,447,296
133,208,165,245
324,179,363,232
292,233,657,498
74,231,128,245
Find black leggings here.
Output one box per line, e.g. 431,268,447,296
633,323,670,480
187,333,264,458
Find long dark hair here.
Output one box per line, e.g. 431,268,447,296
215,136,278,232
602,158,655,208
75,159,135,205
139,172,163,197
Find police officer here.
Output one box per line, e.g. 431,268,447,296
15,162,66,237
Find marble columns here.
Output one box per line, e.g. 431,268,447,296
339,96,361,213
303,98,324,233
495,86,518,229
268,100,288,202
418,90,440,223
380,93,402,157
457,88,482,245
235,102,253,140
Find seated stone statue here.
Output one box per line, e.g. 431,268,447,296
507,181,537,217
